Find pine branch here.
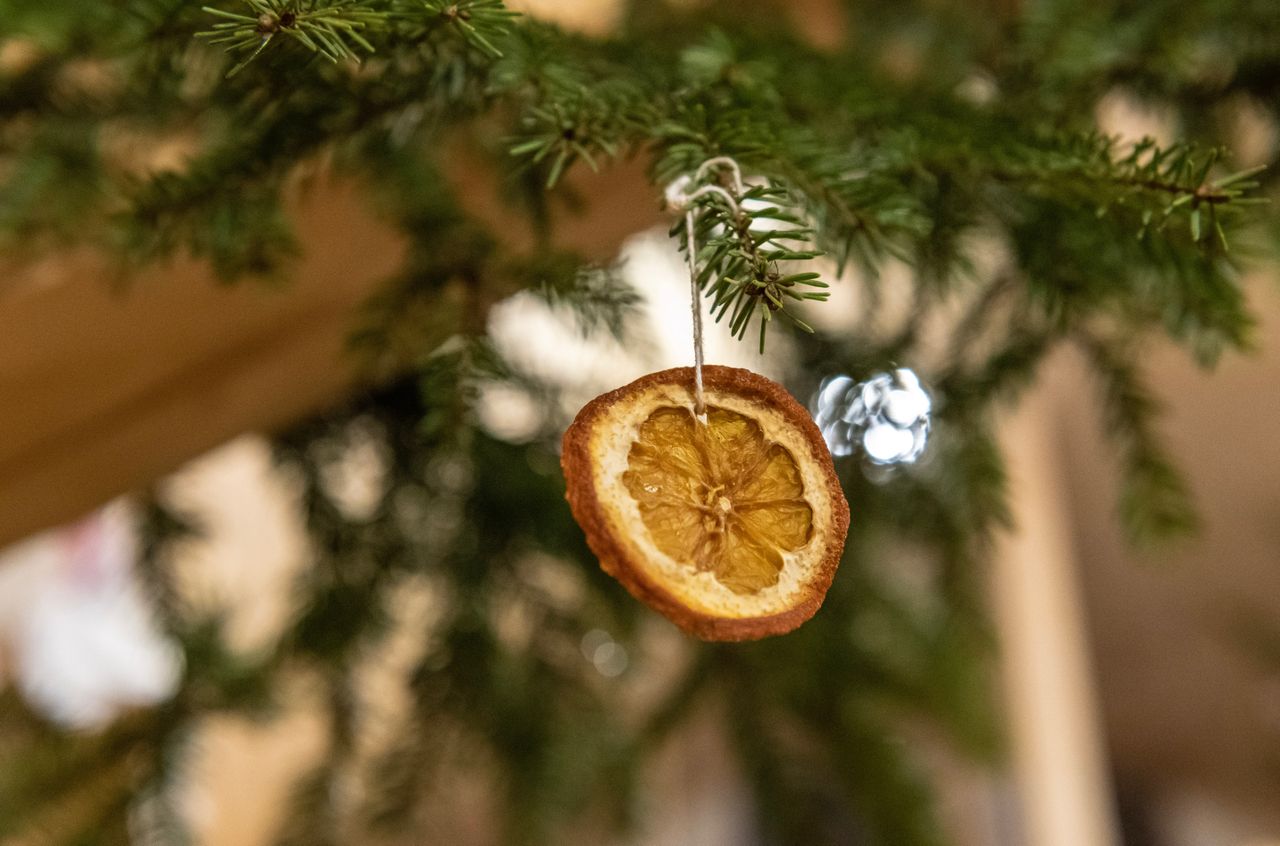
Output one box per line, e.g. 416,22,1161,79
528,259,641,342
767,132,931,274
118,155,299,279
508,87,641,189
200,0,386,76
130,725,197,846
945,274,1018,365
1077,333,1198,544
410,0,521,59
136,494,203,634
989,134,1267,250
674,177,829,352
942,319,1057,417
273,676,358,846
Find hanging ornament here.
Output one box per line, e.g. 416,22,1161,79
561,158,849,642
562,366,849,641
811,369,932,466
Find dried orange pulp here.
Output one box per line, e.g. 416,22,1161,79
624,405,814,594
562,366,850,641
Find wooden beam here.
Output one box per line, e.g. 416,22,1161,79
0,161,659,549
991,370,1122,846
0,181,402,546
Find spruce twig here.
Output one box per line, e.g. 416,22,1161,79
200,0,386,76
1076,333,1199,544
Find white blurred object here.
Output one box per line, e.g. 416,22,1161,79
0,501,182,729
476,380,546,444
811,368,932,465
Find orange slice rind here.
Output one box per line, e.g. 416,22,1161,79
562,366,850,641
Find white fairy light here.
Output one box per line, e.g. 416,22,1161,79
811,368,933,466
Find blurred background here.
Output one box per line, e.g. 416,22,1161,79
2,1,1279,845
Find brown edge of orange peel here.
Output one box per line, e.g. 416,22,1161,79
561,365,851,642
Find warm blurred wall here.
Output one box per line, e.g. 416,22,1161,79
0,181,401,548
1056,280,1280,840
0,156,658,550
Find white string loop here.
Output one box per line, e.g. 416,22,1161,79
664,157,746,421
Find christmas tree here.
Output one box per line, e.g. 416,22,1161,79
0,0,1275,843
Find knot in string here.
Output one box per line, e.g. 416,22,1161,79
664,157,746,421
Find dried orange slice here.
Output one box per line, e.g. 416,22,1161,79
562,365,850,641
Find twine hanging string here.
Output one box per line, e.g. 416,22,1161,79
664,157,746,421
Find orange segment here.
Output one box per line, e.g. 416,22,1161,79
623,405,814,594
